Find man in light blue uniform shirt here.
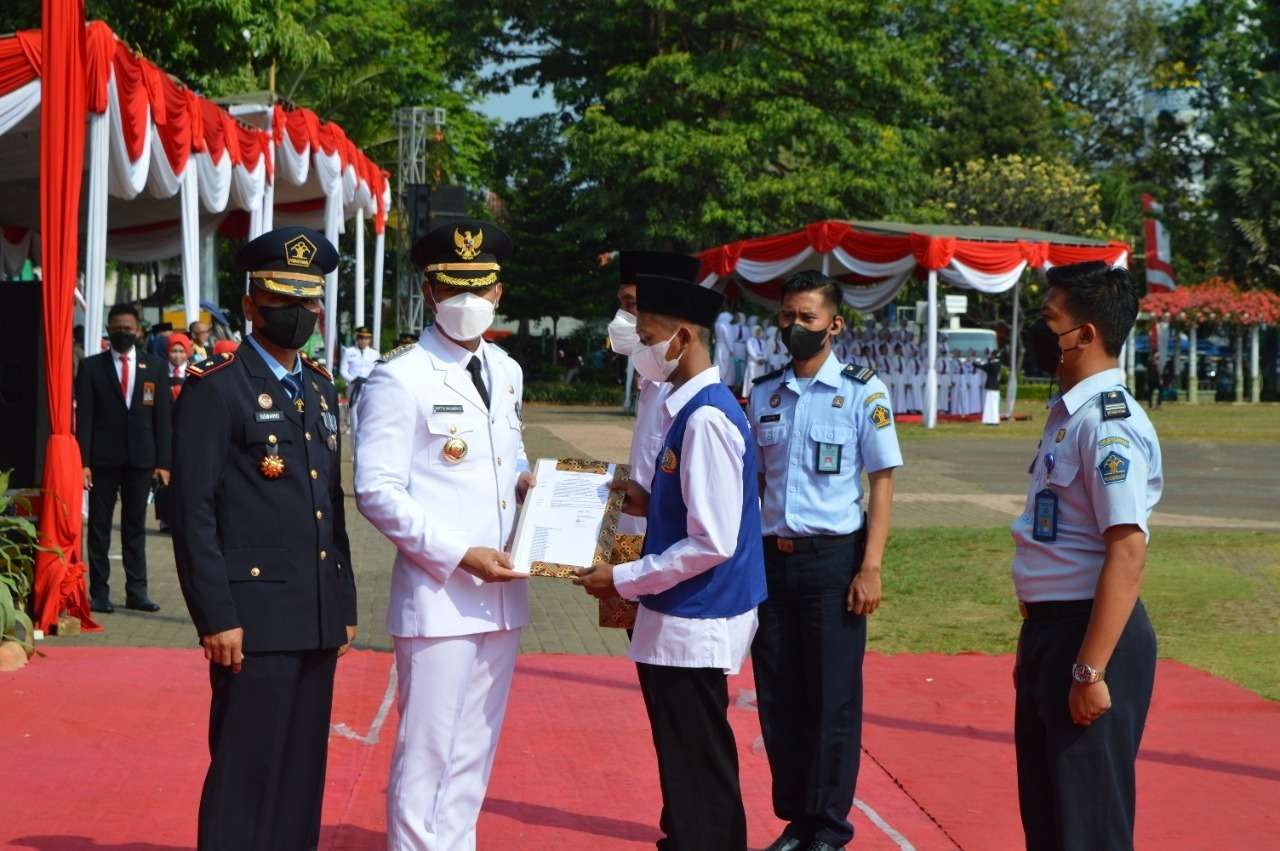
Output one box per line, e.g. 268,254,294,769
1012,261,1162,851
748,270,902,851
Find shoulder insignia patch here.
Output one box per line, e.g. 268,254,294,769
863,391,887,406
301,356,332,382
869,404,892,430
185,352,234,379
378,343,416,364
1100,390,1131,420
843,362,875,384
1097,451,1130,484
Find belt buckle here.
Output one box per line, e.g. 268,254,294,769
776,538,795,553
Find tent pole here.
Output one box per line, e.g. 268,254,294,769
1188,324,1199,404
926,269,938,428
323,190,341,370
1234,326,1244,403
180,165,201,328
1005,275,1020,419
354,210,366,328
1250,324,1261,403
372,228,385,348
84,109,109,343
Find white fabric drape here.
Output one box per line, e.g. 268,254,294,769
195,149,232,214
277,135,310,185
838,272,912,311
372,228,385,347
84,110,110,340
179,164,201,326
0,79,39,136
146,130,183,199
105,72,150,200
734,247,815,282
106,215,223,263
926,270,939,429
354,211,365,328
940,258,1029,293
829,245,916,280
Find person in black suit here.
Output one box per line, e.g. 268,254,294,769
171,226,358,851
76,302,171,613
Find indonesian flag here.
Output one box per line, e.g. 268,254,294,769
1143,193,1176,292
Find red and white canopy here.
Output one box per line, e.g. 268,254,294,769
696,220,1129,309
696,220,1131,427
0,22,392,362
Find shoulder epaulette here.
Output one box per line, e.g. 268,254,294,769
1100,390,1131,420
302,355,332,382
185,352,234,379
843,362,875,384
378,343,416,364
755,365,787,385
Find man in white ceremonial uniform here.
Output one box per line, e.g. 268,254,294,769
339,325,379,434
607,250,704,537
355,218,534,851
577,273,766,851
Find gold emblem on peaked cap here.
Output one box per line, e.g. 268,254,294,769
284,234,317,268
453,228,483,260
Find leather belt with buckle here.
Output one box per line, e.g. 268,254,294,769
765,532,861,554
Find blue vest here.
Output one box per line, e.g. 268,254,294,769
639,382,766,618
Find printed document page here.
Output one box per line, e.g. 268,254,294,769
510,457,618,574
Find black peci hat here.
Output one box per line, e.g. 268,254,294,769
618,250,702,287
236,226,338,299
411,218,513,288
635,274,724,328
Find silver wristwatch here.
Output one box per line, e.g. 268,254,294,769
1072,663,1105,684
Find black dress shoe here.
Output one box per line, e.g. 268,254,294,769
90,600,115,614
763,833,806,851
124,599,160,613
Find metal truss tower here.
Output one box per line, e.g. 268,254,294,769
394,106,446,335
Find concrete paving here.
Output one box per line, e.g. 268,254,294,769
55,403,1280,655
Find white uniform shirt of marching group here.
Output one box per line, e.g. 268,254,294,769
353,325,531,638
612,366,758,674
1011,368,1163,603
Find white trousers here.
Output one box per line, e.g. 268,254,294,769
982,389,1001,424
388,629,521,851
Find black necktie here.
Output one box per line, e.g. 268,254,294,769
466,356,490,409
280,372,301,402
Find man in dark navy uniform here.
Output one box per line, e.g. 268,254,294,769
171,226,358,851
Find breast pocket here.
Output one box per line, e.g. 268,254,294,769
242,422,294,469
808,422,855,476
1045,458,1087,527
425,414,478,468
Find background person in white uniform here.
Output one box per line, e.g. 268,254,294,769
714,310,735,384
339,325,378,434
577,273,766,851
355,219,533,851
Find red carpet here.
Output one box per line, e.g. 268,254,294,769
2,648,1277,850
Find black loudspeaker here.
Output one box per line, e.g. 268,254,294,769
0,281,48,488
406,184,468,244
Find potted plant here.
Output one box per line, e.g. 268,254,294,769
1,470,38,670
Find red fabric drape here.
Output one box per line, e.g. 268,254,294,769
34,0,99,634
0,30,39,94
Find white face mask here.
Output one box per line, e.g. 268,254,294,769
632,333,680,383
432,291,496,341
607,309,640,355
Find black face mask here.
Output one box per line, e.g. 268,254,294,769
255,303,318,350
108,330,135,353
1025,319,1085,376
781,322,830,361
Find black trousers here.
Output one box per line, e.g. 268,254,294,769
199,649,339,851
752,536,867,847
1015,600,1157,851
635,661,747,851
86,465,153,604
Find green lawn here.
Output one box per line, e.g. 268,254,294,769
872,527,1280,700
896,398,1280,444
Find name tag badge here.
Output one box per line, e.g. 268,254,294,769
1033,489,1058,542
759,413,782,423
141,381,156,405
433,404,465,414
255,411,284,422
816,441,842,474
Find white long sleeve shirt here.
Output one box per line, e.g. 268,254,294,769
613,367,758,673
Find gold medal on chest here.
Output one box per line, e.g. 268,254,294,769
257,393,273,410
259,447,286,479
442,436,468,463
